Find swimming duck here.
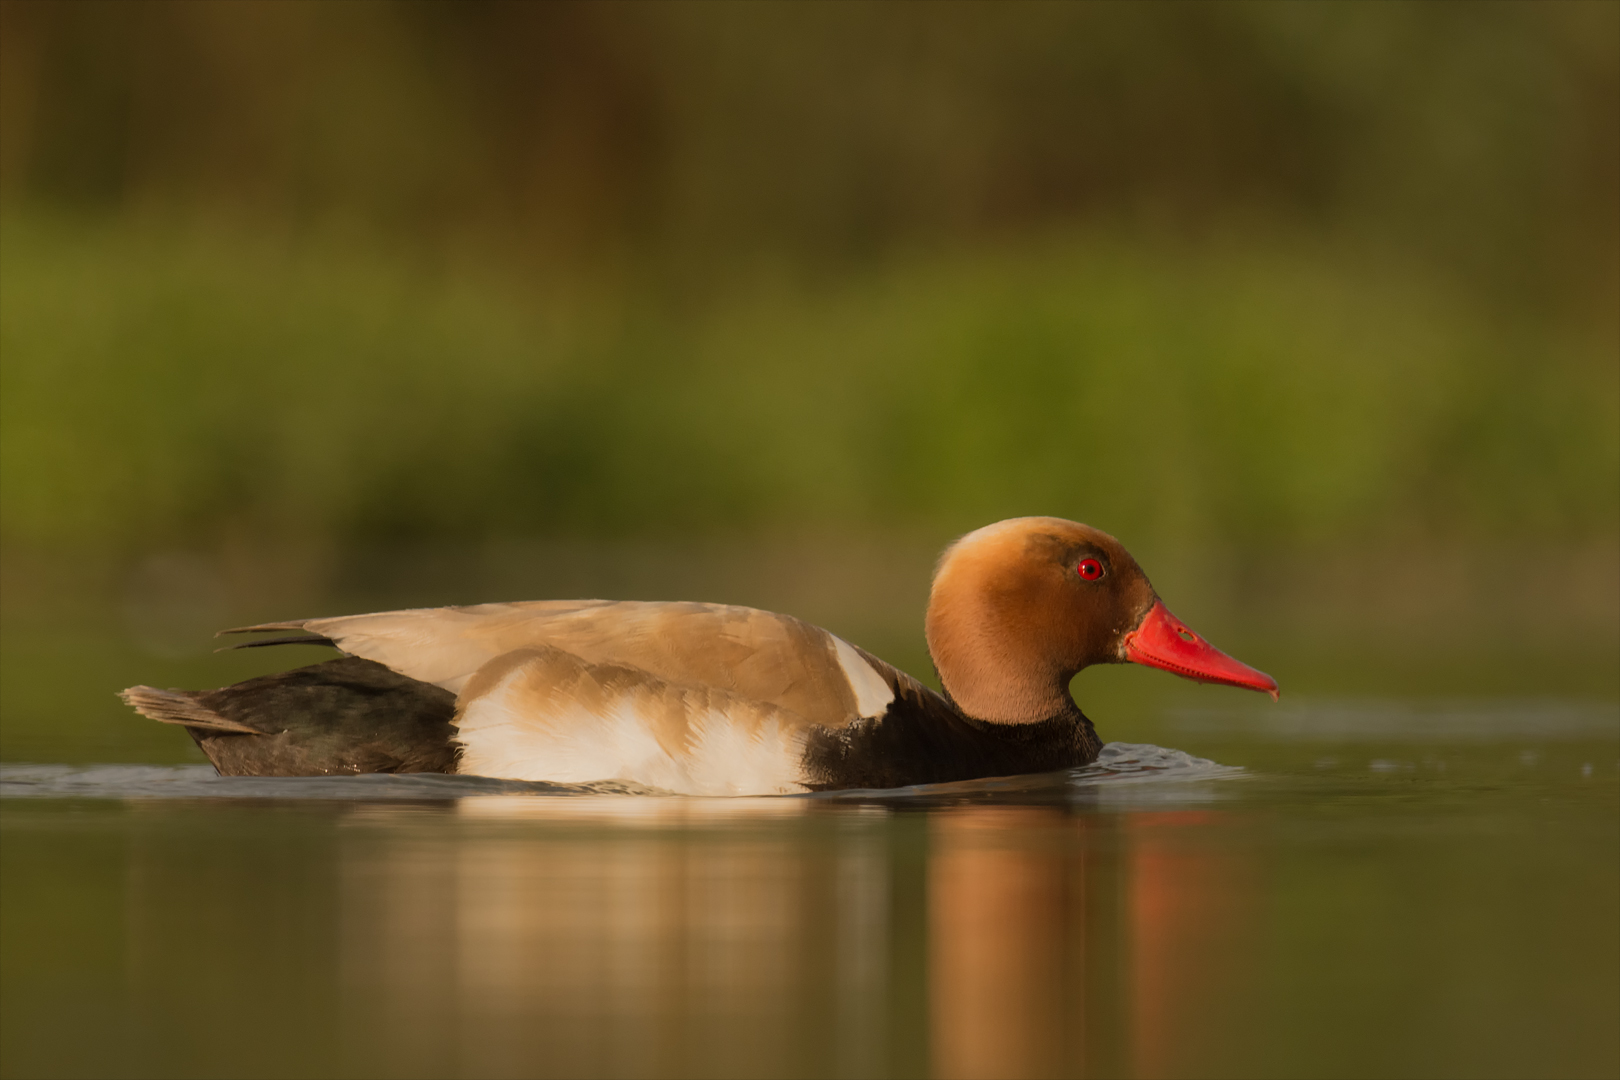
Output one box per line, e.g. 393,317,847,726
121,517,1277,794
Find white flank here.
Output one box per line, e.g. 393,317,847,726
454,666,808,796
831,635,894,718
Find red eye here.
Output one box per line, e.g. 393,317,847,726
1077,558,1104,581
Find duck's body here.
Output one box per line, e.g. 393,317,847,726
122,518,1276,793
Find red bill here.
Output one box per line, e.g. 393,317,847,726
1122,601,1279,700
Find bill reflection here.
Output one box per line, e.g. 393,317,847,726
1126,811,1258,1079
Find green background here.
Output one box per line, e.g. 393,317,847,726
1,1,1616,761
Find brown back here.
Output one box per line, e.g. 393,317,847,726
282,600,882,730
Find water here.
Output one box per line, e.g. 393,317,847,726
0,743,1236,802
2,714,1616,1080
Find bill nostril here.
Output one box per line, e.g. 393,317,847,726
1177,629,1196,643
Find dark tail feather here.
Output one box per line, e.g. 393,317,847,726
216,634,337,652
121,658,458,776
119,686,262,734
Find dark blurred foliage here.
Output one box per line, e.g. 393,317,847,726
3,0,1615,311
0,0,1615,556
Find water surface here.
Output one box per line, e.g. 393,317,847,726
2,709,1616,1079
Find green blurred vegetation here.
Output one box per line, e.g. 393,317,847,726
1,1,1617,760
2,0,1614,552
3,215,1615,550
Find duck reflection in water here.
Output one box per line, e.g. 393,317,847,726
322,798,1254,1078
337,797,887,1078
930,806,1074,1079
931,805,1257,1080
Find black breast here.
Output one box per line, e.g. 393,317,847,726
798,680,1102,791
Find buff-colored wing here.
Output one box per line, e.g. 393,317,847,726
226,600,895,730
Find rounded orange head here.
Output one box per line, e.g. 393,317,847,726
926,517,1277,723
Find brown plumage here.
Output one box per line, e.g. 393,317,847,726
926,519,1158,723
121,517,1278,793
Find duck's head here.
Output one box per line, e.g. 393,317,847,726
925,517,1278,724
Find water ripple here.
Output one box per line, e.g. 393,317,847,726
0,742,1239,804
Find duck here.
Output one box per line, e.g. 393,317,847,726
120,517,1277,794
